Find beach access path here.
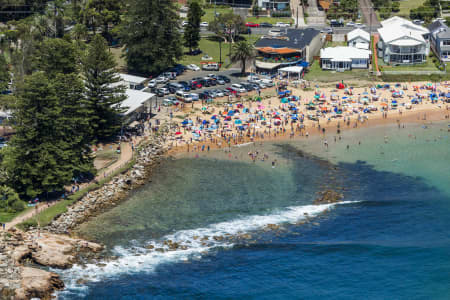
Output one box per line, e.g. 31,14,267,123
5,140,137,230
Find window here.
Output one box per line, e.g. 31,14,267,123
443,40,450,46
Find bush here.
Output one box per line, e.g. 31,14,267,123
10,200,25,212
0,185,23,213
392,2,400,12
271,11,291,18
17,219,38,231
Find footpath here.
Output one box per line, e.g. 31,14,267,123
5,140,136,230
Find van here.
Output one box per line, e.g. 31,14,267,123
202,63,219,71
175,91,193,103
231,84,246,93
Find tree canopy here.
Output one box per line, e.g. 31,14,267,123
184,1,203,53
231,40,254,75
120,0,182,75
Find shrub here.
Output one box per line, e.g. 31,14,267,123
10,200,25,212
17,219,38,231
0,185,23,213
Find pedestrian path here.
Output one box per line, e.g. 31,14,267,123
291,0,306,26
5,139,138,230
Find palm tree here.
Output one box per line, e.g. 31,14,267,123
230,40,255,75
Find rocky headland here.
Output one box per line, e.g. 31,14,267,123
0,126,171,299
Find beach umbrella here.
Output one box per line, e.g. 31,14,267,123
380,102,388,107
314,94,320,99
181,120,188,125
235,119,242,124
211,115,217,120
175,131,182,135
281,97,289,103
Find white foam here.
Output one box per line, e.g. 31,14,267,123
57,201,358,294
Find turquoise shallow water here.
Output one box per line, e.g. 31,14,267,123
59,121,450,299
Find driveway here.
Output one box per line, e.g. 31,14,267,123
306,0,326,25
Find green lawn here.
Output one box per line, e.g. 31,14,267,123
202,8,233,23
110,46,126,71
178,35,262,69
324,41,346,47
304,60,372,82
245,16,293,25
394,0,426,17
378,56,439,72
0,206,32,224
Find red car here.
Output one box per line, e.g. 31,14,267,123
245,22,260,27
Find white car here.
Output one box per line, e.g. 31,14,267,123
200,22,209,27
155,76,168,84
231,84,246,93
355,23,366,28
275,22,290,28
148,79,157,88
190,93,199,101
182,20,188,27
187,64,200,71
346,22,355,27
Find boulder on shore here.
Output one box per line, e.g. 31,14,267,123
314,190,344,204
15,267,64,300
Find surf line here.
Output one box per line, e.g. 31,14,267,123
56,200,361,295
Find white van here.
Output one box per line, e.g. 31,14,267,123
231,84,246,93
175,90,193,103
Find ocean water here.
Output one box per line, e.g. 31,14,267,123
58,122,450,299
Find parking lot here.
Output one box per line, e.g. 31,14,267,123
147,67,274,106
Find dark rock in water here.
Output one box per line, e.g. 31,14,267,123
146,245,155,250
314,190,344,204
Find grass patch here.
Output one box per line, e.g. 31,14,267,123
324,41,346,47
202,7,233,23
304,60,372,82
17,158,137,230
110,46,126,71
0,206,33,224
245,16,293,25
394,0,425,17
378,56,440,72
178,35,262,68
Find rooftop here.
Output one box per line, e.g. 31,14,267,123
255,28,321,51
347,28,370,42
378,16,429,44
320,46,371,60
121,89,155,115
119,73,148,85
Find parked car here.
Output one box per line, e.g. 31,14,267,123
259,22,273,28
245,22,259,27
190,93,199,101
241,83,254,91
163,72,176,80
202,63,219,71
200,21,209,27
217,75,231,83
321,27,333,34
187,64,200,71
330,19,344,27
155,76,168,84
275,22,290,28
213,89,224,97
157,87,170,96
178,81,191,91
355,23,366,28
189,80,202,89
148,79,157,88
231,83,246,93
216,77,225,85
182,20,188,27
346,21,355,27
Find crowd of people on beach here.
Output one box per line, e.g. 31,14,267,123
163,80,450,158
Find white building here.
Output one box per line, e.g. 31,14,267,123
120,89,155,121
119,73,148,90
377,16,430,65
347,28,370,50
257,0,289,10
320,46,371,70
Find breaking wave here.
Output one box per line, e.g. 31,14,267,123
57,201,359,297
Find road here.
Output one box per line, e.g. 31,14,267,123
359,0,381,28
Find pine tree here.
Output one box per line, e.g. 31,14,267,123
82,34,126,141
2,72,74,198
184,1,203,53
36,37,78,78
0,54,9,92
120,0,182,75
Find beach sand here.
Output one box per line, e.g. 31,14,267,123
162,81,450,156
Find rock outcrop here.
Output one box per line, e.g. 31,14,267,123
314,190,344,204
15,267,64,300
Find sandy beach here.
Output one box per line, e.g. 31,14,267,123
163,80,450,156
